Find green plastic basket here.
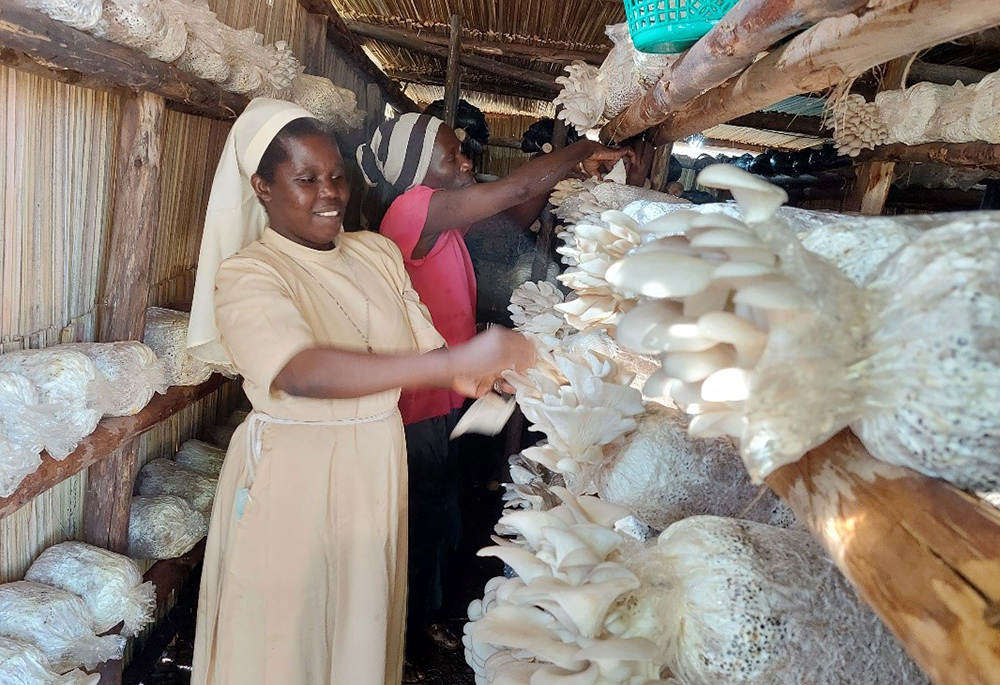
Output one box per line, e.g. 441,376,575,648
624,0,740,54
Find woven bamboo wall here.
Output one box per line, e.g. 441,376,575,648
0,66,120,351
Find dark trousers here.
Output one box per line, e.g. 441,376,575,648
404,409,463,654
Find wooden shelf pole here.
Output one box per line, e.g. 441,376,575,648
766,431,1000,684
84,91,165,559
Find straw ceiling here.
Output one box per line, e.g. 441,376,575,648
328,0,623,113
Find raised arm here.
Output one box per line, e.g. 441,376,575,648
413,140,629,258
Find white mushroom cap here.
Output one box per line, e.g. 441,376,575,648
700,367,752,402
667,378,703,407
661,345,736,382
605,251,715,299
690,228,766,249
688,410,745,438
614,300,684,354
696,164,789,223
690,213,751,232
644,318,718,353
711,261,778,280
697,311,768,366
600,210,641,234
636,210,701,235
733,279,811,311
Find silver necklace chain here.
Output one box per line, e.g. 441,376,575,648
301,253,373,354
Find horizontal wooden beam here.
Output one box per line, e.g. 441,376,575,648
600,0,870,143
486,137,525,149
296,0,418,113
0,376,227,521
908,60,989,86
346,20,560,93
0,6,245,120
345,20,603,66
767,430,1000,685
387,68,556,104
726,111,831,138
646,0,1000,145
862,142,1000,170
954,26,1000,52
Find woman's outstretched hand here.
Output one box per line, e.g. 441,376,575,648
581,143,637,179
448,327,535,398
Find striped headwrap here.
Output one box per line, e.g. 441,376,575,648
356,113,443,191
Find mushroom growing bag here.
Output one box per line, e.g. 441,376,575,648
60,342,167,417
174,439,227,476
143,307,235,386
0,372,65,497
128,495,207,560
135,459,218,516
0,582,125,673
0,349,112,458
640,516,926,684
25,542,155,637
0,636,99,685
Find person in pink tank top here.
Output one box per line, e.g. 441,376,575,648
357,113,631,681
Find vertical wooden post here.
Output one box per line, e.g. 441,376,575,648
845,57,910,214
302,13,328,73
86,91,165,552
443,13,462,128
650,142,674,192
85,90,164,685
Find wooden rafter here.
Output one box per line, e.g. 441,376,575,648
344,19,604,66
387,68,556,104
600,0,871,143
345,19,560,93
603,0,1000,144
0,5,245,119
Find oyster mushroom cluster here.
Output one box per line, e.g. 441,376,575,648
504,349,644,491
555,212,645,333
465,489,669,685
600,164,1000,489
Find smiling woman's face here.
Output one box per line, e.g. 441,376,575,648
251,133,350,250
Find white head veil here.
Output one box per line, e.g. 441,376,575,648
186,98,315,365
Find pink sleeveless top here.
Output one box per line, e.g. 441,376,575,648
380,185,477,425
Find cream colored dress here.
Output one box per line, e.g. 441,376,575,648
191,228,444,685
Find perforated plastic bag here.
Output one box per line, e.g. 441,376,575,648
143,307,235,386
174,3,232,83
290,74,366,131
0,581,124,673
598,24,646,119
25,542,155,637
175,439,227,476
595,404,796,532
631,516,926,685
851,218,1000,490
0,371,63,497
91,0,169,53
23,0,102,30
135,459,217,515
0,635,99,685
0,349,112,458
128,495,207,560
60,342,167,417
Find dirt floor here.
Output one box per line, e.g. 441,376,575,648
126,431,513,685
